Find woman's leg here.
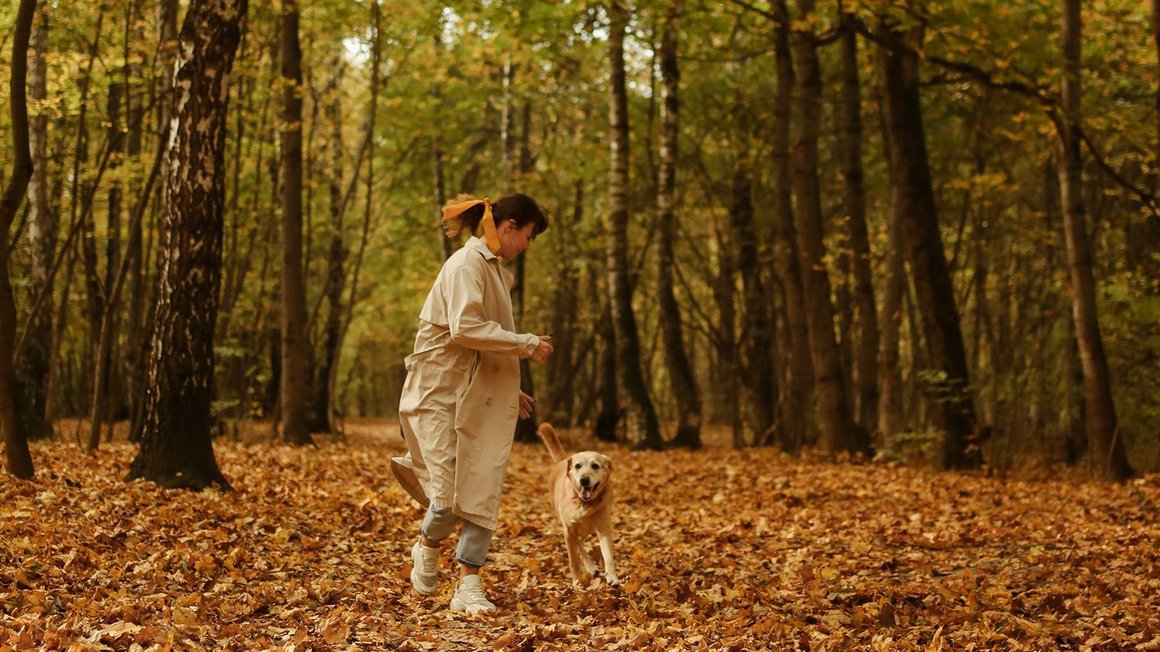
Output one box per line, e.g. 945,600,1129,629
450,521,497,613
411,504,458,595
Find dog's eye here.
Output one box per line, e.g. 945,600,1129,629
591,463,600,470
573,463,582,469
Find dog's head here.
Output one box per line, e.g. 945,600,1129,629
566,451,612,502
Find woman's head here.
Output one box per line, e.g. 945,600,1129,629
442,193,549,259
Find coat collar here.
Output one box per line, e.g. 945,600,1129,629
466,235,499,262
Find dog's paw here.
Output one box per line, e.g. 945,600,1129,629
605,574,620,588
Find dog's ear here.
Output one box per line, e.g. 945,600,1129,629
600,454,612,472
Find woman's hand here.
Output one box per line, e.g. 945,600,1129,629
530,335,554,364
519,391,536,419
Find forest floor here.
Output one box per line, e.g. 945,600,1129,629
2,420,1159,651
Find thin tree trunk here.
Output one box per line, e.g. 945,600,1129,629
791,0,859,456
607,0,662,450
1056,0,1132,481
14,4,54,441
547,181,583,427
771,0,812,453
127,0,248,490
880,23,980,469
310,59,346,436
840,13,879,445
330,0,384,437
278,0,312,446
87,139,164,451
657,0,702,449
1,0,38,480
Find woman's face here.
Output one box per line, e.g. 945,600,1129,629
498,221,538,260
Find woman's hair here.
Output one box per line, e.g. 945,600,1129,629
443,193,549,239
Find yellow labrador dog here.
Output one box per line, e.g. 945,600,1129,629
537,423,619,587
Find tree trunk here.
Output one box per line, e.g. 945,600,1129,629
14,4,55,441
791,0,859,456
839,13,879,445
880,23,981,470
127,0,248,490
771,0,812,453
607,0,662,450
279,0,313,446
546,181,583,427
1,0,38,480
878,173,906,447
311,62,346,436
731,105,775,445
657,0,702,449
1056,0,1132,481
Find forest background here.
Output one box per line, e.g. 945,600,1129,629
1,0,1159,479
2,0,1160,648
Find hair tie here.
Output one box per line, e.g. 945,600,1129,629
441,197,501,255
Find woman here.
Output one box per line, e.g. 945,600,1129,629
391,193,553,614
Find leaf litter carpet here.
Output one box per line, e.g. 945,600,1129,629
2,421,1158,650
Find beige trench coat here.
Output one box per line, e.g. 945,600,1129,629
395,236,539,530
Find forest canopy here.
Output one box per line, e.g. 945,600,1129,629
0,0,1157,479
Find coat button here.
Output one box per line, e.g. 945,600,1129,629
485,398,493,406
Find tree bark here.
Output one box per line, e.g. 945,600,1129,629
14,4,55,441
656,0,702,449
771,0,813,453
278,0,313,446
311,60,346,436
839,13,879,445
791,0,859,456
1,0,39,480
606,0,662,450
1056,0,1133,481
127,0,248,490
880,23,981,469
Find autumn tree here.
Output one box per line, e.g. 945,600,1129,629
656,0,702,448
278,0,312,446
1,0,38,480
790,0,860,456
127,0,249,490
606,0,662,450
879,21,981,470
1054,0,1132,481
13,5,54,443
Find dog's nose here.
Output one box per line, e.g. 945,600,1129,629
580,477,591,487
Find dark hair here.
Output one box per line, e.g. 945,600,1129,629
493,193,549,236
444,193,549,238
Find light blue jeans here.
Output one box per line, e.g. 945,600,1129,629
421,504,494,568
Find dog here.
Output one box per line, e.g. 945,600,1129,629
537,422,618,587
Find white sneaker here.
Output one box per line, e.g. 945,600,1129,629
450,575,496,614
410,540,439,596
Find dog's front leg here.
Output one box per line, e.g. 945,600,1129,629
596,524,618,586
564,530,588,586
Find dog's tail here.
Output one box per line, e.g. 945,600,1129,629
537,422,568,463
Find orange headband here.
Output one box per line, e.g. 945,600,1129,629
441,197,501,255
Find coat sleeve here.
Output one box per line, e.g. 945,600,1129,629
443,261,539,356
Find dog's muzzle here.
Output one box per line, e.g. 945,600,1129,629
578,478,599,501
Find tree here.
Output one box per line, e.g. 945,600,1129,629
790,0,859,456
879,22,981,470
606,0,663,450
1,0,39,480
278,0,313,446
656,0,702,449
13,5,54,442
1054,0,1132,481
838,12,879,443
127,0,249,490
770,0,813,453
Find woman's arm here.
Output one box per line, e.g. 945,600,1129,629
444,263,541,356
